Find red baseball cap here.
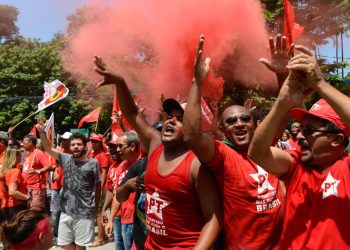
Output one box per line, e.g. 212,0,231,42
107,139,118,145
290,99,350,136
89,134,103,142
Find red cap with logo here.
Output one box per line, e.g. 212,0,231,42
89,133,103,142
290,99,350,137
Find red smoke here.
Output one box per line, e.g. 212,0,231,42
62,0,275,109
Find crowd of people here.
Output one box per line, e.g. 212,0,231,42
0,33,349,250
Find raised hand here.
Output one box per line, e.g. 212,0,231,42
287,45,324,89
36,118,46,133
260,34,294,75
94,56,125,88
193,34,211,84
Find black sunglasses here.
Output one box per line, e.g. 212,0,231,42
225,114,252,125
301,127,339,137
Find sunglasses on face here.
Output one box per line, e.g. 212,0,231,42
224,114,252,125
116,143,128,149
301,127,339,137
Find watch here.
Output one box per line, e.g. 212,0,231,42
36,170,41,174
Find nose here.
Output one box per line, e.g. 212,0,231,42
234,118,245,128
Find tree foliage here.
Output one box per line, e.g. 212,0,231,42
0,5,19,43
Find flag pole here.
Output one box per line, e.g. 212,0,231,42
94,119,99,132
12,110,40,130
101,123,113,138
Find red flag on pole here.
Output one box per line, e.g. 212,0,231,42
111,86,121,123
29,124,37,137
283,0,304,47
78,107,101,128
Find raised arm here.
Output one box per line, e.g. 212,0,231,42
259,34,294,88
288,45,350,127
94,56,160,153
183,35,215,163
36,122,60,160
248,69,306,177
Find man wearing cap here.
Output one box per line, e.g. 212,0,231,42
248,45,350,249
94,56,221,249
89,133,110,247
183,35,285,250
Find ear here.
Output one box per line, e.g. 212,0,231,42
256,119,262,126
129,143,136,152
38,232,45,243
331,133,346,148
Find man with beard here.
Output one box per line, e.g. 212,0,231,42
94,55,221,249
37,126,101,250
248,45,350,249
288,120,302,151
183,35,285,250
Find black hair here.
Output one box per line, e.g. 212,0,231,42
23,135,37,146
70,133,87,146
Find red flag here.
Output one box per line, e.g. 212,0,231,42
111,86,121,123
201,97,214,131
283,0,304,47
78,107,101,128
29,124,37,137
111,122,123,141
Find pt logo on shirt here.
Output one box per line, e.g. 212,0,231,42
250,166,281,212
321,172,341,199
146,189,170,236
250,166,275,194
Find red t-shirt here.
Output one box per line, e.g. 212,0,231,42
22,149,51,190
208,141,284,250
51,165,63,190
288,137,301,152
105,159,119,191
280,151,350,250
90,150,110,171
5,168,27,207
116,160,136,224
144,145,204,250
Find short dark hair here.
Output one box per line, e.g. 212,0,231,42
120,131,139,151
23,135,37,146
320,119,349,147
70,133,87,146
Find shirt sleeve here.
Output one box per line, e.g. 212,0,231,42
278,149,301,183
37,150,51,168
6,169,21,185
58,153,71,169
119,158,147,186
98,153,110,168
206,140,226,171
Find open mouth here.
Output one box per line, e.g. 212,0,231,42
163,125,175,136
234,130,247,139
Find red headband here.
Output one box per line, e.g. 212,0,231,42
11,217,51,250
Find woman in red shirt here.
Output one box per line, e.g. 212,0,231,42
2,148,30,218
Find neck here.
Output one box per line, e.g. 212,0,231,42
163,144,188,159
27,147,35,153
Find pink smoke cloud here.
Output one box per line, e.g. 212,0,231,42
62,0,275,109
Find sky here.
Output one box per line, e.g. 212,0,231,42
0,0,348,75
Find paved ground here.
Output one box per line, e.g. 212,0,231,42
51,241,115,250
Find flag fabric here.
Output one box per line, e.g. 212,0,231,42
111,86,121,123
38,80,69,112
111,122,123,141
201,97,214,127
45,113,55,146
29,124,37,137
78,107,101,128
283,0,304,48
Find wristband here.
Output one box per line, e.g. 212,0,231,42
36,170,41,174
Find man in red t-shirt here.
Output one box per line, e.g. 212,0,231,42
22,135,51,208
183,35,284,250
94,55,222,249
105,131,139,249
249,45,350,249
288,120,302,151
89,133,110,246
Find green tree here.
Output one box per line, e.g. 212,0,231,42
0,5,19,43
